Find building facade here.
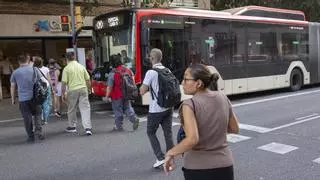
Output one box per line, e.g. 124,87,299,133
0,0,122,99
0,0,209,98
0,0,122,65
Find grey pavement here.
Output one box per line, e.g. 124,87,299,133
0,96,109,122
1,87,320,179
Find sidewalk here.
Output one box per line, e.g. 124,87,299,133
0,97,110,122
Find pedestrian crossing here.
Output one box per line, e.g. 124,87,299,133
94,110,320,163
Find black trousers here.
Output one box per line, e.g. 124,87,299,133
19,100,42,138
147,109,174,160
1,74,11,93
183,166,234,180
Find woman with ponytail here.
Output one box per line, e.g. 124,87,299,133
164,63,239,180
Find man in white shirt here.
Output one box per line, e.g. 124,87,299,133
140,48,174,168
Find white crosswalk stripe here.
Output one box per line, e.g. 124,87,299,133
312,157,320,164
258,142,298,154
227,134,251,143
95,110,267,144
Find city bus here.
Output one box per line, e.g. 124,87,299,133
86,6,320,105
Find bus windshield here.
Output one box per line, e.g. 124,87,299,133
98,28,134,70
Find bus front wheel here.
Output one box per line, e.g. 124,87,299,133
290,68,303,91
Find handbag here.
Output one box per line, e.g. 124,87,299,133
33,67,49,105
177,98,196,143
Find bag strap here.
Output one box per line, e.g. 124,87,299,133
150,68,161,100
37,67,48,80
33,67,36,83
33,67,48,81
150,84,157,100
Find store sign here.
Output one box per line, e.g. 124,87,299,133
34,17,64,32
34,20,50,32
49,18,62,32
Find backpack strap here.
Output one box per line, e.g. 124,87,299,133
150,83,157,100
150,68,162,100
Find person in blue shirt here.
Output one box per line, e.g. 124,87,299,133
10,54,45,143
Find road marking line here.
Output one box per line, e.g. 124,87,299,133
227,134,251,143
313,157,320,164
172,122,181,126
269,115,320,132
295,113,318,121
239,123,271,133
232,89,320,108
0,118,23,123
94,111,110,115
258,142,298,154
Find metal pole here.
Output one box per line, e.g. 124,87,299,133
70,0,78,60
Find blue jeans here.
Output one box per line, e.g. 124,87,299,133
111,98,137,129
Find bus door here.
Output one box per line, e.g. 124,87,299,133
140,15,186,82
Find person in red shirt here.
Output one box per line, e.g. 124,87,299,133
105,55,139,131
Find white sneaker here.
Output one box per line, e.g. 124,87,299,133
153,159,165,168
85,129,92,136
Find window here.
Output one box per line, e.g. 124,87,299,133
142,28,186,81
280,31,308,61
247,23,277,63
184,18,203,65
149,29,185,76
44,39,69,64
201,19,231,66
230,22,246,64
0,39,42,69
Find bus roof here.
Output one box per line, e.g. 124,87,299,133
222,6,306,21
95,7,309,25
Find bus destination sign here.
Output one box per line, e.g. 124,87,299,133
95,14,125,30
108,16,122,27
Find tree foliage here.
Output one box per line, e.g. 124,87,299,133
211,0,320,22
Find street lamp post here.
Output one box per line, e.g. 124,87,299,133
70,0,77,59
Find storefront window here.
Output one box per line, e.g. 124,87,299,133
0,39,42,69
44,39,69,64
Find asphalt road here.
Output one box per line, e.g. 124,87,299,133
1,87,320,180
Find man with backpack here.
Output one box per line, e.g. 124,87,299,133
140,48,181,168
10,54,45,143
105,54,139,131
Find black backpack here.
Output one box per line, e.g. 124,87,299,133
115,67,138,100
151,68,181,108
33,68,49,105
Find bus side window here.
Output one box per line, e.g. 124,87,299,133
201,19,230,66
279,30,308,62
247,23,277,63
231,22,245,64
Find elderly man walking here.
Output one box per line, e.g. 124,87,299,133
61,52,93,136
